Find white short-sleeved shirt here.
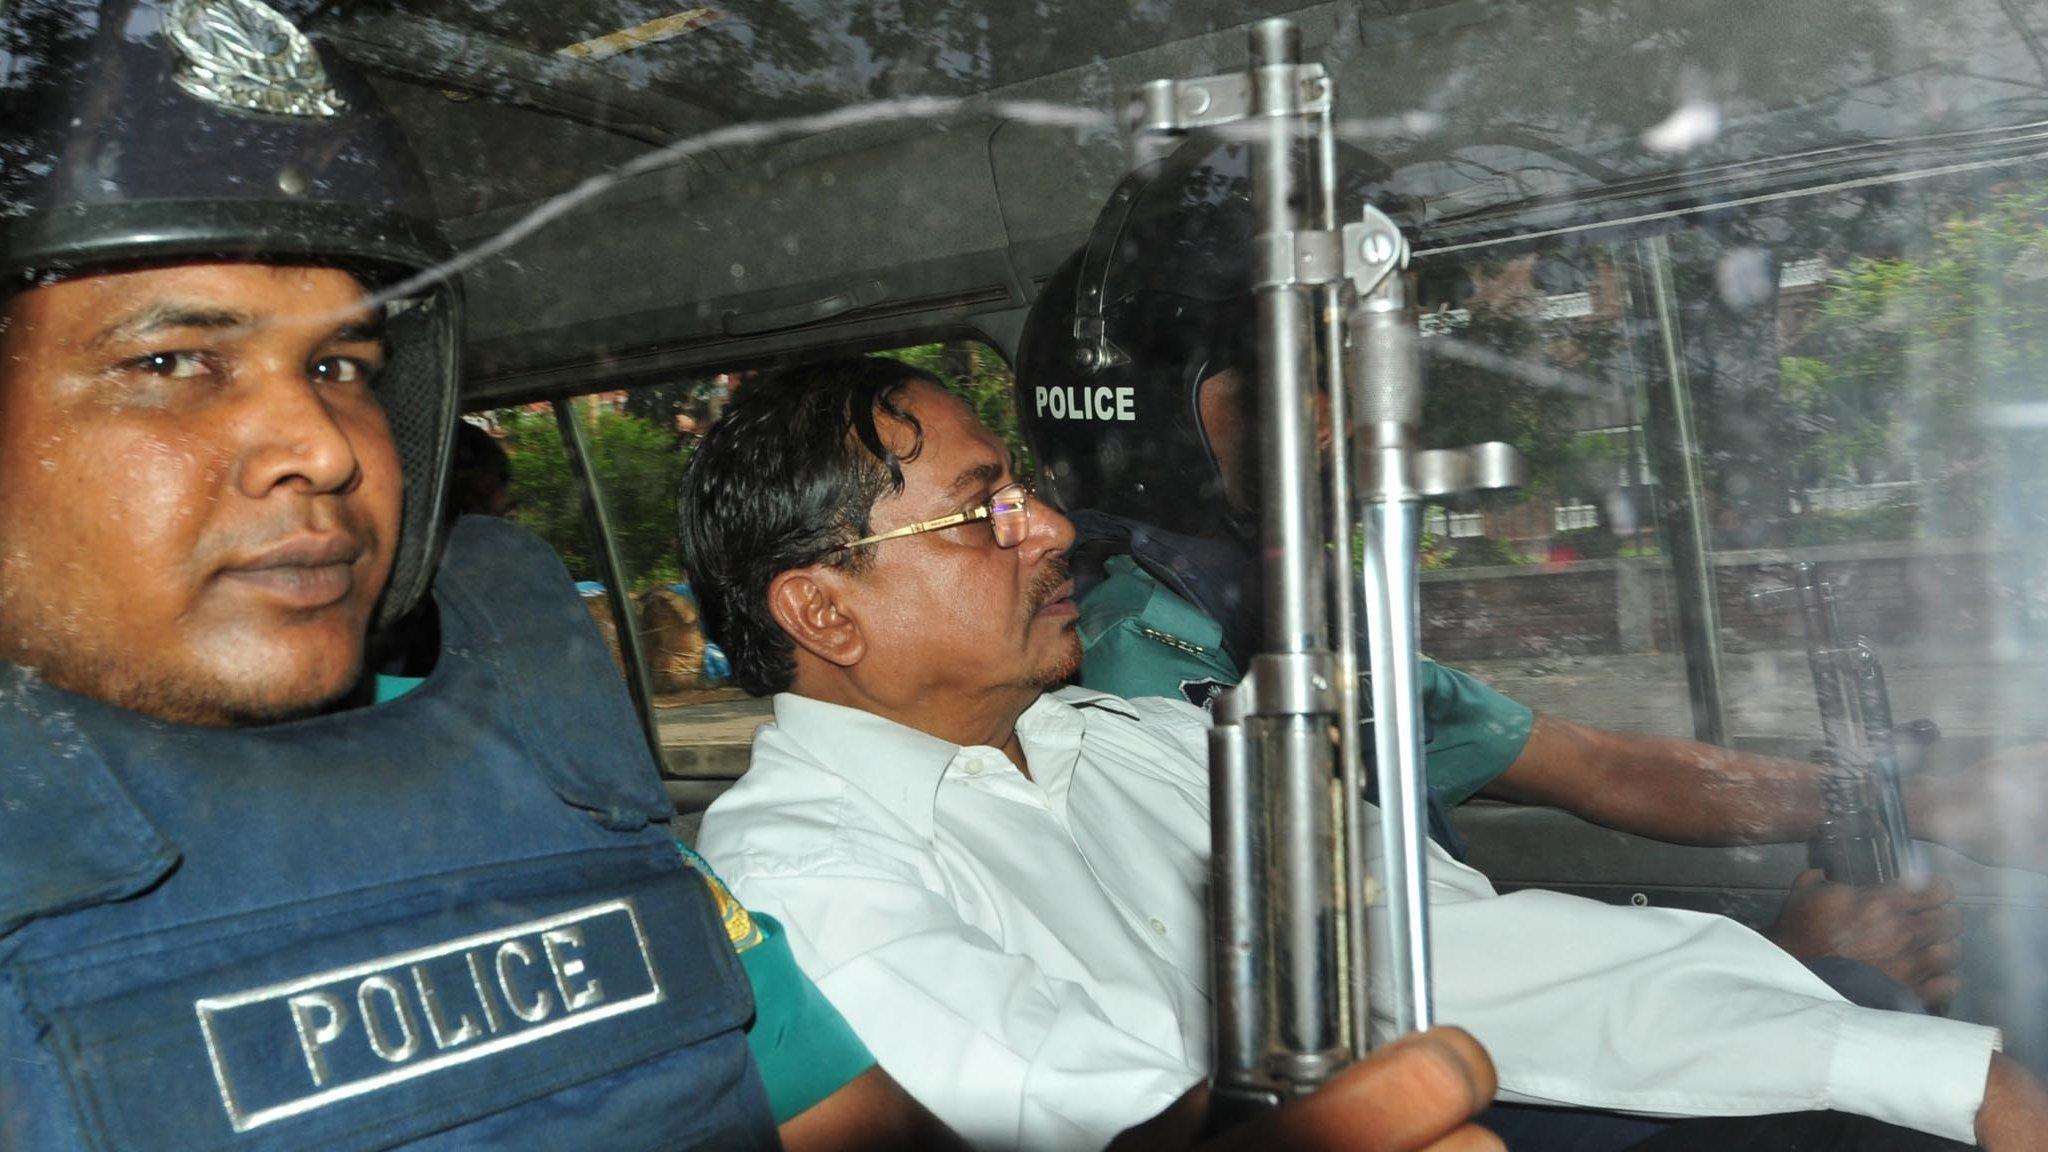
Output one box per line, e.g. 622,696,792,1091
698,686,1998,1150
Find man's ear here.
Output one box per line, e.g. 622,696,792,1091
767,568,866,669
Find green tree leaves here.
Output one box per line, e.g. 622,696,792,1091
499,403,690,590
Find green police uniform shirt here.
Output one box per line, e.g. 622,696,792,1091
1077,554,1534,807
376,675,874,1122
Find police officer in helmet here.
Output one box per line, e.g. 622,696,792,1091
0,6,1510,1151
1017,131,2048,1149
0,2,907,1147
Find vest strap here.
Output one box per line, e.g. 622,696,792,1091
434,517,674,830
0,670,177,933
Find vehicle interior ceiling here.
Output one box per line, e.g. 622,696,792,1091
321,0,2048,393
317,0,2048,1068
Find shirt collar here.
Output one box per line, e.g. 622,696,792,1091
767,687,1143,838
1047,684,1142,720
769,692,962,840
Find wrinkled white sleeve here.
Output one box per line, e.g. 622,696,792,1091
727,859,1194,1152
1404,871,1998,1144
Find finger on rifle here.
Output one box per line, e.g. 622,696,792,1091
1788,868,1828,893
1203,1027,1499,1152
1912,903,1965,947
1897,875,1957,911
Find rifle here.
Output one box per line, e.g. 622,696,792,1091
1777,562,1934,885
1126,20,1521,1117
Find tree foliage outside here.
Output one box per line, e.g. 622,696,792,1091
1415,253,1642,564
877,341,1035,476
489,341,1021,595
495,403,690,591
1779,186,2048,540
1409,178,2048,556
1420,271,1602,504
622,377,732,438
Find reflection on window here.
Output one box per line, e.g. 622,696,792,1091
1408,165,2048,763
1777,256,1828,289
1537,291,1594,321
1419,308,1472,338
1422,507,1487,541
1555,502,1599,532
1802,479,1919,514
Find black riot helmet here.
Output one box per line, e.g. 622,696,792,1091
1015,131,1396,539
0,0,460,629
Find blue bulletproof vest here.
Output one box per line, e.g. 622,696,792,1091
0,516,776,1152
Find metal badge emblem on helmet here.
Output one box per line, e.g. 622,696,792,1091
165,0,346,118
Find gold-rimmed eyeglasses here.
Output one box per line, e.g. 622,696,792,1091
838,482,1037,551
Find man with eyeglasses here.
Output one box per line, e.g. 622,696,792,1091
686,356,2048,1151
0,4,965,1148
0,10,1494,1152
682,358,1508,1152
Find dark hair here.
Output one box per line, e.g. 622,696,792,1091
446,420,511,523
678,357,938,696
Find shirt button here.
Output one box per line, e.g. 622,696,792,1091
962,760,984,778
1148,917,1168,937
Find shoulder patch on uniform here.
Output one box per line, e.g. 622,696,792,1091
1178,678,1232,711
674,842,763,953
1139,626,1209,656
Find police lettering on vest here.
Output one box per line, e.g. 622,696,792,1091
0,520,776,1152
1035,384,1137,421
199,900,662,1133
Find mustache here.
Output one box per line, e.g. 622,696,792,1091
205,506,375,572
1027,556,1072,614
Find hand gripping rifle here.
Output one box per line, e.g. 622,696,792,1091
1127,19,1523,1119
1759,563,1935,886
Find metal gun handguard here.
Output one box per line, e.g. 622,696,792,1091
1129,18,1522,1119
